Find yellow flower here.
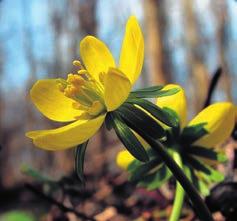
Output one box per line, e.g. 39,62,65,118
159,84,235,148
117,84,235,169
26,16,144,150
116,150,136,170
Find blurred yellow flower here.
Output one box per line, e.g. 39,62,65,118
26,16,144,150
117,84,235,169
160,84,235,148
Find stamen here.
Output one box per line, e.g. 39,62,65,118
64,85,79,98
58,62,106,117
57,79,67,92
73,60,84,69
78,69,88,76
67,73,85,86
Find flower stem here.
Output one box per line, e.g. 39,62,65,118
169,151,185,221
133,129,213,221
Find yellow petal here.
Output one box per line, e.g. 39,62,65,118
156,84,187,128
116,150,135,170
189,102,235,147
80,36,115,82
30,79,83,122
119,16,144,84
26,114,105,150
104,68,131,111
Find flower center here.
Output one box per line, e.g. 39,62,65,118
57,60,106,116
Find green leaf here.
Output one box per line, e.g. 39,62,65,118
138,165,171,190
104,113,113,130
181,123,208,145
162,107,180,128
201,167,225,183
132,85,164,93
186,155,212,174
108,113,149,162
21,164,54,184
198,180,210,196
186,156,224,182
118,103,166,139
127,148,160,174
0,211,35,221
129,157,163,182
126,98,178,127
75,141,89,183
189,168,210,196
127,159,143,173
185,146,227,163
129,86,180,98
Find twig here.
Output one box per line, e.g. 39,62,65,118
25,183,96,221
203,67,222,108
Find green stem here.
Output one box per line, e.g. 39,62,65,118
133,130,213,221
169,151,185,221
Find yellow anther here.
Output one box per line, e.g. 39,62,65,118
67,74,85,86
58,83,66,92
56,79,68,92
66,73,75,83
58,71,105,116
73,60,84,69
64,85,79,98
78,70,88,75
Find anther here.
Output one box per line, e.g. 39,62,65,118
73,60,84,69
78,70,88,75
67,74,85,85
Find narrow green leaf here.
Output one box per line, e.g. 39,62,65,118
126,98,178,127
181,123,208,145
0,211,35,221
162,107,180,127
129,86,179,98
185,146,227,163
21,164,54,184
186,156,224,182
153,88,180,97
198,180,210,196
201,167,225,183
75,141,88,183
186,155,212,174
127,148,160,174
189,168,210,196
138,165,171,190
104,113,113,130
118,103,166,139
129,157,162,182
132,85,164,93
127,159,143,173
108,113,149,162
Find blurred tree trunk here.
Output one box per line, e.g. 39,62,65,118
213,1,232,101
144,0,171,85
0,45,4,186
182,0,209,113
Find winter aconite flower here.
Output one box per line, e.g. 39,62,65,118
26,16,144,150
117,84,235,193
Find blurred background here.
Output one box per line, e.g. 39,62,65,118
1,0,237,220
